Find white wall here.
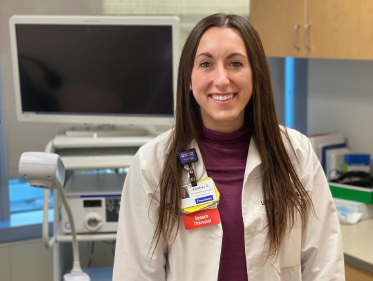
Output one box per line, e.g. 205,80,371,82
307,59,373,156
267,57,285,125
0,0,249,179
0,239,53,281
0,238,115,281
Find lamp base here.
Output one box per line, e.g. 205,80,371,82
63,272,90,281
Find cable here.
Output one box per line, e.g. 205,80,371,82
87,242,95,268
102,241,116,257
112,242,115,257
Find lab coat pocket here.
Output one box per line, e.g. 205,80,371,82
271,212,302,273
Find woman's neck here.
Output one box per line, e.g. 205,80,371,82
201,118,245,133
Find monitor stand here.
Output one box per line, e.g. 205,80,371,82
64,125,148,138
52,124,171,148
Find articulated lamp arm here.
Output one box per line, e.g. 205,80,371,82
19,152,90,281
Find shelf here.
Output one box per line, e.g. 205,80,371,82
53,135,156,148
55,222,117,243
60,155,134,170
44,131,146,281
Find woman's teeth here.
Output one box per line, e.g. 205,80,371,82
210,93,235,101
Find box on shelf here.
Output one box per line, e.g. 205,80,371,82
307,132,345,173
334,198,373,221
326,147,351,179
329,182,373,204
344,153,371,173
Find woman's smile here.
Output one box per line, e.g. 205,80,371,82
209,92,237,103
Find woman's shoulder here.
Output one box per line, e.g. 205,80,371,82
139,128,173,157
280,125,312,154
280,126,315,177
135,129,173,181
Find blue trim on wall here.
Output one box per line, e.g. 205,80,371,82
0,210,54,243
0,54,10,221
0,222,54,244
285,57,295,128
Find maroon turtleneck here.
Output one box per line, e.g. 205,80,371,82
199,125,251,281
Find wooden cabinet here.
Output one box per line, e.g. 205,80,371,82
250,0,305,57
250,0,373,60
345,262,373,281
306,0,373,59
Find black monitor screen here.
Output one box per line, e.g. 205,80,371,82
15,24,174,117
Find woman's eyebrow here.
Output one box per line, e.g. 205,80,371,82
195,52,213,59
227,52,247,59
195,52,247,59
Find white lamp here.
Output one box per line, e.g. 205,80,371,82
19,152,90,281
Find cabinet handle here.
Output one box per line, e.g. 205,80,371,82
304,24,312,50
293,24,300,50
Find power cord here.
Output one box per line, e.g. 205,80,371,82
102,241,116,257
87,242,95,268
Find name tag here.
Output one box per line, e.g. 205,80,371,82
181,178,217,209
182,208,221,230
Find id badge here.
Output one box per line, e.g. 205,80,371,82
181,177,218,210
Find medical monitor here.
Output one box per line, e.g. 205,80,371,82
9,15,179,126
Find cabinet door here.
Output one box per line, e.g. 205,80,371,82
250,0,305,57
306,0,373,60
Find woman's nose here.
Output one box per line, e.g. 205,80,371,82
213,65,230,88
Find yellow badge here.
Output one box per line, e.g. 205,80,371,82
182,177,220,214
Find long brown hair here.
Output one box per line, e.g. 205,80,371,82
151,13,313,259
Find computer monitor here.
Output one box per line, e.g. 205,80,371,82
9,15,179,126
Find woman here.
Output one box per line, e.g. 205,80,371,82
113,13,344,281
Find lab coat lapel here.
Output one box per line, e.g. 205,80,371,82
245,137,262,177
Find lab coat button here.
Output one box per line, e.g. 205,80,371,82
250,227,256,234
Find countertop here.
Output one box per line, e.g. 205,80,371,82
341,219,373,273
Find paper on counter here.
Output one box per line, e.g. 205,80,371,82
336,206,363,224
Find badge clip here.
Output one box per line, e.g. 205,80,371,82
187,163,197,187
178,148,198,187
178,148,198,166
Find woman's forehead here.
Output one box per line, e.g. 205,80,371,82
196,27,247,57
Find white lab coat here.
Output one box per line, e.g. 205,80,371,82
113,127,345,281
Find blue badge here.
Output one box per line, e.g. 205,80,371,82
178,148,198,165
195,195,213,205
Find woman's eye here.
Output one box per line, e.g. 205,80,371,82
199,61,212,68
230,61,243,67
